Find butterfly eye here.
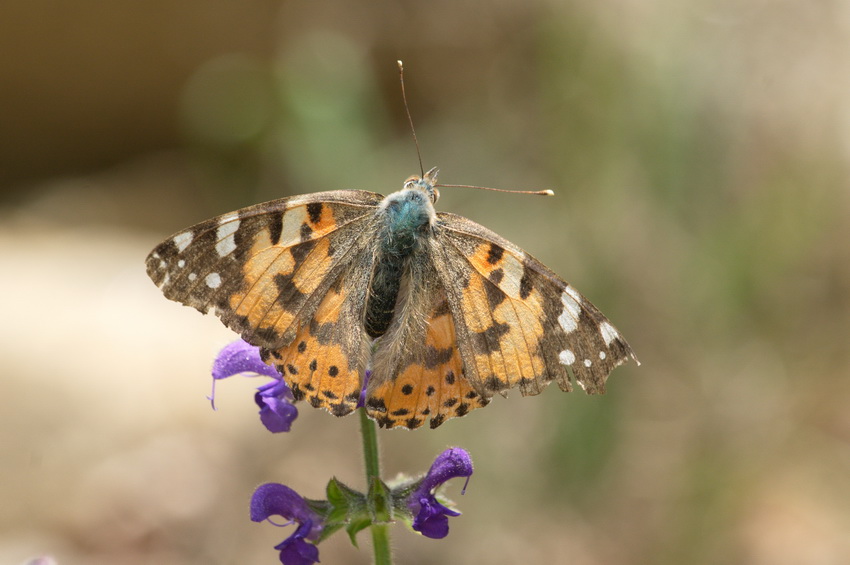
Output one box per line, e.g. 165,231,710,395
431,187,440,203
403,176,419,190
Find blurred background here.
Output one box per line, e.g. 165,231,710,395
2,1,848,564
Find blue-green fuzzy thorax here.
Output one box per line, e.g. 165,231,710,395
381,189,433,254
364,189,434,338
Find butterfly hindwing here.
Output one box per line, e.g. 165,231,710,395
145,190,383,349
261,256,375,418
365,250,490,429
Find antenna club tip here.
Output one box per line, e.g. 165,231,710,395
542,189,555,196
397,60,403,67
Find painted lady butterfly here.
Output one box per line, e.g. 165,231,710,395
146,166,637,429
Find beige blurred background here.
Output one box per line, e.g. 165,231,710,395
2,1,849,564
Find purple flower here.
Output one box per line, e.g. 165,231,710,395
408,447,473,539
212,340,298,432
251,483,324,565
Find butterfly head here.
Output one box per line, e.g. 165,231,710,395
403,166,440,204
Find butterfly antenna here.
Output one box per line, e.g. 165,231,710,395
437,183,554,197
398,60,425,178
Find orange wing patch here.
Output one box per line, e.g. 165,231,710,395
265,277,363,417
367,296,489,429
458,242,550,395
228,206,338,342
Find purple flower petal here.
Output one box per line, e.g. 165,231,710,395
211,341,298,433
251,483,323,565
213,340,280,380
408,447,473,539
257,393,299,432
276,536,320,565
251,483,319,530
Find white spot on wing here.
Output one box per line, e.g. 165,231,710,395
188,273,197,281
177,259,185,268
583,359,592,367
599,351,606,360
279,207,308,246
559,349,575,365
557,288,581,333
205,272,222,288
599,321,619,346
172,231,193,252
216,217,240,257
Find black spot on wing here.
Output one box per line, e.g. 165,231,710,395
424,346,455,369
484,375,509,392
307,203,323,224
300,222,313,242
486,243,504,264
405,417,423,428
484,274,506,309
273,272,305,305
268,210,283,245
471,322,511,354
366,396,387,413
252,325,281,344
519,267,533,299
289,238,317,264
290,383,305,400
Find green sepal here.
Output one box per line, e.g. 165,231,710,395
318,477,368,544
344,517,373,546
367,476,394,524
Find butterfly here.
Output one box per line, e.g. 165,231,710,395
146,167,637,429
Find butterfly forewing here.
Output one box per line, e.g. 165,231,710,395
145,190,383,348
432,212,637,398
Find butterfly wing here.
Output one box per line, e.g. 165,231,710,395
145,190,383,350
430,212,637,400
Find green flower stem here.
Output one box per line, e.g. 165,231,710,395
359,407,392,565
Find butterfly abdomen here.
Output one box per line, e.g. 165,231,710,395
365,189,436,338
